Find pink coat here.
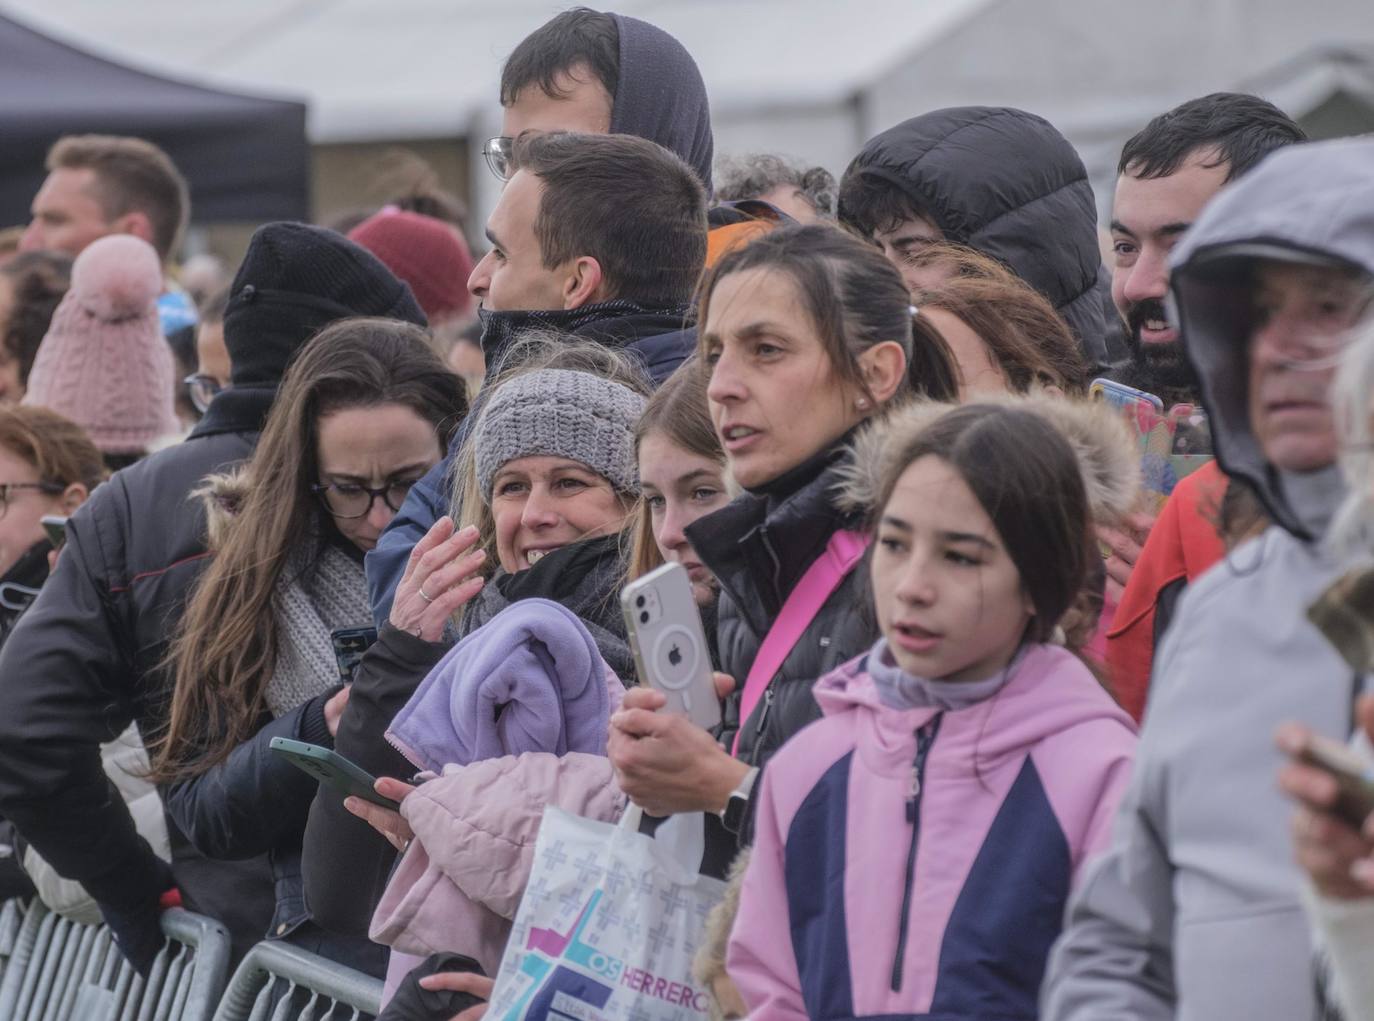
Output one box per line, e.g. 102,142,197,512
371,751,626,976
371,669,628,979
728,644,1136,1021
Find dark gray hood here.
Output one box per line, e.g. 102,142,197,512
1170,136,1374,540
608,13,713,193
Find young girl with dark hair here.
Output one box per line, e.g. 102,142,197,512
728,398,1140,1020
150,317,466,971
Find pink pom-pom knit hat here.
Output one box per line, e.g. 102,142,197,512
23,234,179,455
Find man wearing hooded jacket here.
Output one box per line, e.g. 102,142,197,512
1042,137,1374,1020
838,106,1115,371
0,224,428,972
364,7,717,626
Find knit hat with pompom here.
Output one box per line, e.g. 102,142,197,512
23,234,179,455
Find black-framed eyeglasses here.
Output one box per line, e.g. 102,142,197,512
312,480,418,520
184,373,224,415
482,136,515,180
0,482,64,519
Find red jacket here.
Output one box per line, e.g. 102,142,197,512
1105,461,1229,721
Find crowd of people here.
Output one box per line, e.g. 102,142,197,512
0,6,1371,1020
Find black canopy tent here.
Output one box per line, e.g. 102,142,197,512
0,11,309,229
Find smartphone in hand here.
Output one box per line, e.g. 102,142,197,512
41,515,68,550
622,563,721,730
330,625,379,682
269,736,400,810
1294,733,1374,829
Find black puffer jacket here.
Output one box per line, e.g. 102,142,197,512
686,439,877,768
0,389,280,969
841,106,1111,370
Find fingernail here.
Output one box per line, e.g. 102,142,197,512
1352,858,1374,885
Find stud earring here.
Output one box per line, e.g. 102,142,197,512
856,397,869,410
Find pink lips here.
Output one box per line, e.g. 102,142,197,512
891,622,941,655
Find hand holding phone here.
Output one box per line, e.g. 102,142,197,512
331,626,378,681
621,563,722,730
269,736,400,810
1288,731,1374,829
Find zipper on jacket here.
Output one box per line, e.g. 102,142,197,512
753,686,777,740
891,713,942,992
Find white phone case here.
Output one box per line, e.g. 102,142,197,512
621,562,722,730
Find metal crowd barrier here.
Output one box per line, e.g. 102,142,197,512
0,899,232,1021
210,940,383,1021
0,896,28,987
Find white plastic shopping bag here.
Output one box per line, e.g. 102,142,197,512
487,805,726,1021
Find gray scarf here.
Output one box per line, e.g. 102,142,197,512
265,543,372,717
866,637,1019,712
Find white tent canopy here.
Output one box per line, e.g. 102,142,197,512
0,0,991,143
5,0,1371,224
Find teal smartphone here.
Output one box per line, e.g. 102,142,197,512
268,736,400,810
41,515,68,550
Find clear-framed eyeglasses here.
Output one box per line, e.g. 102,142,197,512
482,136,515,180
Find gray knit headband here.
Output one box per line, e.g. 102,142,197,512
474,368,647,503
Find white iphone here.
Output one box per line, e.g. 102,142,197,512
621,562,721,730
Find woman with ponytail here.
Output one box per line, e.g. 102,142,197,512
609,224,958,848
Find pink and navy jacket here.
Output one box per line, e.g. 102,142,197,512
728,644,1136,1021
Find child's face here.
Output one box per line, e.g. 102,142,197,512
871,455,1034,682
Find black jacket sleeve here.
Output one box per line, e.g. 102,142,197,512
162,692,336,862
0,501,169,922
302,624,446,937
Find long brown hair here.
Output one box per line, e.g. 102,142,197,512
150,318,467,782
915,274,1089,396
628,358,725,582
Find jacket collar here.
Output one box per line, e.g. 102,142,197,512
190,385,277,440
478,300,691,373
688,437,859,635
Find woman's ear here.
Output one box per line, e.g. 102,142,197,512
562,257,605,310
857,340,908,406
59,482,88,515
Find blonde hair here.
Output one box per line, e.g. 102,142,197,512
628,359,725,582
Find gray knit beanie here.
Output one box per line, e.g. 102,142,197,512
474,369,646,503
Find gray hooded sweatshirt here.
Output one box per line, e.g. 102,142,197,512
1043,137,1374,1020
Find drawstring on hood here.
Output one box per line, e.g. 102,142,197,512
1170,136,1374,541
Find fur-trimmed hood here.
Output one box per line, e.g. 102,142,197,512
837,393,1139,527
197,466,253,552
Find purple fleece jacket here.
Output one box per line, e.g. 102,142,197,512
385,598,611,774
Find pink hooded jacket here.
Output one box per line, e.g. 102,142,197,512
728,644,1136,1021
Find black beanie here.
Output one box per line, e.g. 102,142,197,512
223,222,428,387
